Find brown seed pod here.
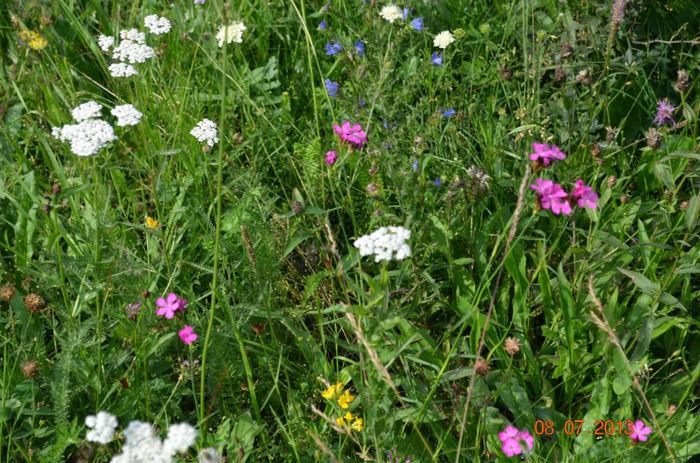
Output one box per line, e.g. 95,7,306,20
24,293,44,313
22,360,39,378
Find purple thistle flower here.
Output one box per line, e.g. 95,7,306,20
325,41,342,55
319,19,327,29
324,79,339,97
653,99,676,127
410,18,423,31
430,52,443,66
354,40,364,56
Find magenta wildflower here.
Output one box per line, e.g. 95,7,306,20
518,430,534,450
498,426,534,457
571,180,599,209
179,326,198,345
629,420,651,442
653,99,676,127
530,178,571,215
176,296,188,312
156,293,179,319
498,426,519,443
194,0,205,3
333,121,367,148
529,142,566,167
325,150,338,164
124,301,142,320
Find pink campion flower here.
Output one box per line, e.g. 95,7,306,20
156,293,180,319
629,420,651,442
571,179,599,209
529,142,566,167
179,326,198,345
530,178,571,215
333,121,367,148
501,438,522,457
498,425,519,443
176,296,188,312
325,150,338,164
517,430,534,450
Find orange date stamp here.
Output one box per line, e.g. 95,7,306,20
534,420,635,436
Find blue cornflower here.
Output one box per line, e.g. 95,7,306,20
410,17,423,31
435,177,442,186
442,109,456,117
413,160,419,171
319,19,327,29
430,52,443,66
324,79,339,97
354,40,364,56
325,41,342,55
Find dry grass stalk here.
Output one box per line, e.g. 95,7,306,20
307,430,342,463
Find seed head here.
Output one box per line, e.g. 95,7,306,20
22,360,39,379
24,293,44,313
505,337,521,355
474,359,490,377
561,41,574,58
291,200,304,215
666,404,677,417
590,143,602,157
607,175,617,189
0,284,15,302
679,201,688,211
52,183,61,195
554,67,566,83
366,182,380,196
141,290,150,299
606,126,618,142
499,64,513,81
620,194,629,204
644,127,662,149
673,70,690,93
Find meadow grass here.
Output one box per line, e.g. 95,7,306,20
0,0,698,461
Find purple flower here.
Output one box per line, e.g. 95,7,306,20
571,180,599,209
529,142,566,167
325,150,337,164
630,420,652,442
354,40,364,56
358,98,365,106
498,426,535,457
402,7,410,20
530,178,571,215
194,0,205,4
442,109,455,117
412,160,419,171
156,293,180,319
430,52,443,66
179,325,197,345
324,79,339,97
653,99,676,127
410,18,423,31
333,121,367,147
434,177,442,186
124,301,142,320
326,41,342,55
319,19,327,29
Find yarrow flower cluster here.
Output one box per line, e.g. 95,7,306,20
52,101,118,157
216,22,246,47
111,104,143,127
379,5,403,23
433,31,455,49
333,121,367,148
144,15,171,35
353,226,411,262
85,413,197,463
108,63,138,77
190,119,219,146
499,425,534,457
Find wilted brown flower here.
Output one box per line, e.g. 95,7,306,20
366,182,380,196
474,359,490,377
679,201,688,211
620,194,629,204
22,360,39,379
606,126,618,142
590,143,602,157
291,200,304,215
561,41,574,58
607,175,617,189
499,64,513,81
673,70,690,93
24,293,44,313
554,67,566,83
0,284,15,302
505,337,521,355
644,127,662,149
52,183,61,195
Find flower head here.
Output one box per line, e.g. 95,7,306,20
125,301,142,319
333,121,367,148
52,119,117,157
146,216,158,228
85,411,119,444
324,79,339,97
19,30,48,50
179,326,197,345
430,52,443,66
498,426,534,457
108,63,138,77
434,177,442,186
353,226,411,262
325,150,338,165
410,17,423,31
630,420,651,442
571,180,599,209
354,40,365,56
442,109,455,117
72,101,103,122
338,389,355,409
325,41,342,55
380,5,403,23
319,19,327,29
98,34,115,52
190,118,219,146
351,417,364,431
322,382,343,400
529,142,566,167
433,31,454,49
111,104,143,127
653,99,676,127
156,293,179,319
216,22,246,47
194,0,205,3
144,15,171,35
336,411,355,427
530,178,571,215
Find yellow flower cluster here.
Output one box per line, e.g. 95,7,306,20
19,30,48,50
321,382,364,431
146,216,158,228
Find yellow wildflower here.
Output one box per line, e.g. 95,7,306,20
337,389,355,409
146,216,158,228
19,30,48,50
322,382,342,400
336,411,354,427
351,417,364,431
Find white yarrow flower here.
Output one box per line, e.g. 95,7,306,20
71,101,103,122
108,62,138,77
216,22,246,47
85,411,118,444
119,28,146,44
111,104,143,126
379,5,403,23
144,15,172,35
163,423,197,455
52,119,117,157
433,30,455,49
190,119,219,146
98,34,115,52
353,226,411,262
112,39,155,63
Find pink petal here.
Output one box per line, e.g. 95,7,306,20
167,293,178,304
156,297,166,307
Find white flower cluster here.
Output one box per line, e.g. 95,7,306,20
111,104,143,126
83,412,197,463
216,22,246,47
433,30,455,49
190,119,219,146
85,411,118,444
108,63,138,77
52,102,117,157
98,34,115,52
353,226,412,262
379,5,403,23
144,15,171,35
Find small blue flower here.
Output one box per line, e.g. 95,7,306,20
325,41,342,55
324,79,339,97
430,52,443,66
403,7,410,20
383,119,388,129
319,19,327,29
442,109,456,117
358,98,365,106
435,177,442,186
410,17,423,31
413,160,419,171
354,40,364,56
